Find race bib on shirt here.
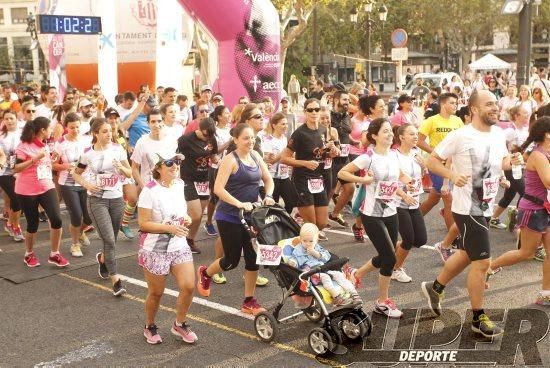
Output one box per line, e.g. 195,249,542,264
324,157,332,169
278,164,289,176
37,164,52,180
307,178,324,194
194,181,210,196
97,173,120,190
7,155,15,169
482,177,499,201
374,180,399,200
339,144,350,157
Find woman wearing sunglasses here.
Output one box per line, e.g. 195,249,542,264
138,153,198,345
281,98,338,240
177,117,218,254
73,118,132,296
19,101,36,129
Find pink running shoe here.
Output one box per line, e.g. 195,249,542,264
24,252,40,268
241,297,266,316
171,321,198,344
143,324,162,344
48,253,70,268
12,226,24,242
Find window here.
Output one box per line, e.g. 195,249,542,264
11,7,28,25
0,9,4,25
12,36,32,73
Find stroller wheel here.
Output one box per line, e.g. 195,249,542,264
308,328,334,355
303,302,323,323
340,313,370,341
254,312,278,342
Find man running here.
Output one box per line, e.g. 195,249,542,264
421,90,523,338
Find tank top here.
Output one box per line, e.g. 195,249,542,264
519,145,549,211
215,151,261,223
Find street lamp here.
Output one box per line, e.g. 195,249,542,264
378,4,388,21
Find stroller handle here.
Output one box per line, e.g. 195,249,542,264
299,257,350,280
238,202,262,236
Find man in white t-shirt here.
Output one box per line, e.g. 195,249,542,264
116,91,137,122
421,90,522,338
78,98,96,136
35,86,57,119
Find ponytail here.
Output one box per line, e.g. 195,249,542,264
20,117,50,143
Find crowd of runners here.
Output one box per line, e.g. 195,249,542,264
0,70,548,344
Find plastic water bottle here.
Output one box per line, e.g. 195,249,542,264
512,164,522,179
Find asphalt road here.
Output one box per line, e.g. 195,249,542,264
1,194,549,367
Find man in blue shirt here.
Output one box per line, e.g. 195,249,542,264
121,93,157,152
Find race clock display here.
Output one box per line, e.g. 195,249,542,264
38,15,102,35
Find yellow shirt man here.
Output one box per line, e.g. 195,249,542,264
419,114,463,149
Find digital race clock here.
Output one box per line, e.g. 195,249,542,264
37,15,102,35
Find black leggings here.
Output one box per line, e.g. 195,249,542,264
17,188,62,233
498,170,525,208
361,213,398,277
59,185,92,227
397,207,427,250
273,178,296,213
0,175,20,212
217,219,259,272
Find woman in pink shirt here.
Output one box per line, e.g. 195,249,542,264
390,95,420,127
14,117,68,268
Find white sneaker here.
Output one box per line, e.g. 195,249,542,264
79,233,91,246
374,298,403,318
391,268,412,283
70,244,83,257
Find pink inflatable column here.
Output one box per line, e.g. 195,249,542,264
178,0,281,108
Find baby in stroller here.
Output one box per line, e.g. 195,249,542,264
288,223,362,306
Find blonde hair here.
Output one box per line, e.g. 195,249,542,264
519,85,532,100
300,223,319,239
231,104,245,125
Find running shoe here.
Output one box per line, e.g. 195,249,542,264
489,218,507,230
329,213,349,227
256,274,269,286
352,224,365,242
421,281,444,317
143,324,162,344
471,314,503,338
241,297,266,316
4,224,14,237
171,321,198,343
38,211,48,222
48,253,70,268
24,252,40,268
83,225,95,233
96,252,109,279
534,247,546,262
344,267,361,288
391,268,412,283
374,298,403,318
485,267,502,288
318,231,328,241
333,294,353,307
70,244,83,258
536,292,550,306
12,226,24,242
203,223,218,236
196,265,211,297
79,233,90,246
112,279,126,296
506,206,518,233
187,239,201,254
120,225,135,239
212,273,227,284
434,241,454,262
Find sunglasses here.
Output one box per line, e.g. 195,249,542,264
26,109,36,113
305,107,321,113
199,109,209,113
251,114,263,119
162,159,182,167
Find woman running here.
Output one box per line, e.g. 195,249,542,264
196,123,275,315
177,117,218,254
14,117,68,267
488,117,549,304
138,153,197,345
0,109,24,241
52,112,93,257
73,118,132,295
391,123,428,283
338,118,416,318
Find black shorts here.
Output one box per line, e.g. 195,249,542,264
292,175,328,207
517,208,549,234
184,180,210,201
452,213,491,261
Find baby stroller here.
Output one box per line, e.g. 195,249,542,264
242,205,372,355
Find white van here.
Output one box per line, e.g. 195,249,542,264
402,72,463,97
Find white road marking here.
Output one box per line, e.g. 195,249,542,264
420,245,435,250
34,341,113,367
118,274,255,320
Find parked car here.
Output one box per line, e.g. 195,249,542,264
402,72,463,98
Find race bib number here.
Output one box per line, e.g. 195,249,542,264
324,157,332,169
194,181,210,196
374,180,399,200
37,164,52,180
7,155,15,169
308,178,324,194
256,243,283,266
97,173,120,190
482,177,499,201
339,144,350,157
278,164,289,176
